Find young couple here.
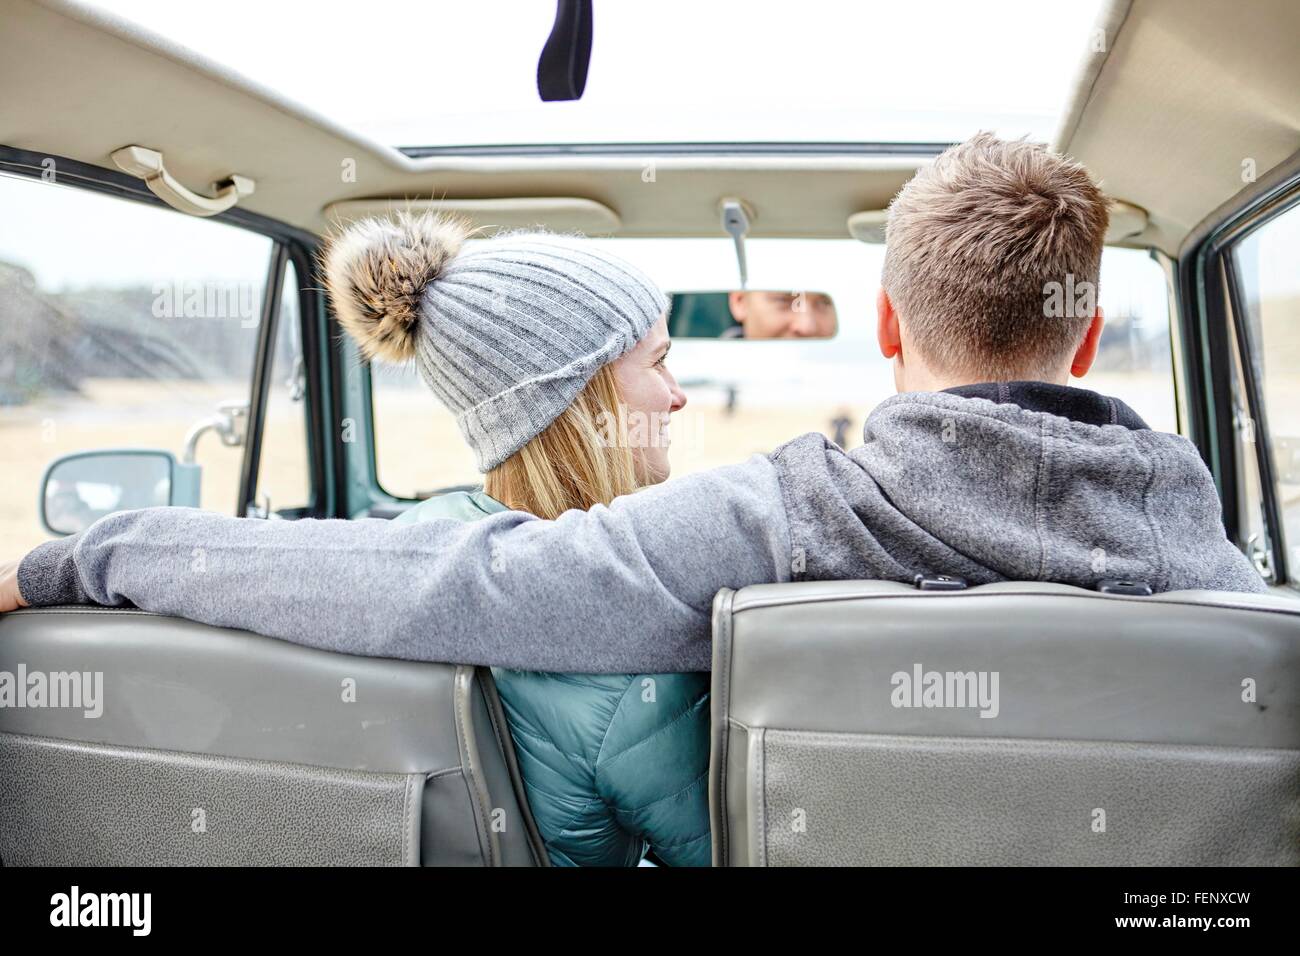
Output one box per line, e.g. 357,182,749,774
3,134,1265,867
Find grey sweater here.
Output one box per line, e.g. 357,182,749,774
17,386,1265,672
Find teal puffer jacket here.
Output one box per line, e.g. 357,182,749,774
393,491,712,867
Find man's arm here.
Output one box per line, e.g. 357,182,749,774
14,457,790,673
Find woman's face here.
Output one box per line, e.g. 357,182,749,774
611,315,687,485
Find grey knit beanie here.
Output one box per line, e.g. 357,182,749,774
322,212,668,471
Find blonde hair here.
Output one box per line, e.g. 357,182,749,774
484,364,641,520
881,132,1110,380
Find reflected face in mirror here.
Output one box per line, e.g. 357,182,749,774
727,291,837,339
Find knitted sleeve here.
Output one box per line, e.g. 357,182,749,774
17,455,790,673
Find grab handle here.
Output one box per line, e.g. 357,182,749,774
111,145,254,217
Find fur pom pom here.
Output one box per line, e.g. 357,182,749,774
321,211,470,363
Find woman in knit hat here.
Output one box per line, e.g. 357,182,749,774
322,212,709,867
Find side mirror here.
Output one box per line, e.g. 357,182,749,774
38,450,201,537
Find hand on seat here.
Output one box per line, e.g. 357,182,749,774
0,558,30,613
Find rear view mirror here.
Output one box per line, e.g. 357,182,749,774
38,450,198,536
667,291,838,340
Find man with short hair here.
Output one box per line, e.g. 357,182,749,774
2,134,1265,672
725,290,838,338
879,131,1109,387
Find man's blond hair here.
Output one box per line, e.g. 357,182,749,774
881,132,1110,380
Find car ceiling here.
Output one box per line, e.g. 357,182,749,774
2,0,1299,255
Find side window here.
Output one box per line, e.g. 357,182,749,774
371,358,479,500
1089,247,1177,434
0,172,274,553
253,261,312,515
1230,200,1300,583
1224,268,1270,576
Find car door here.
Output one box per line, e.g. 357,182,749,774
0,147,545,866
0,148,322,540
1182,158,1300,590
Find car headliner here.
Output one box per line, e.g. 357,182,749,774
1,0,1298,255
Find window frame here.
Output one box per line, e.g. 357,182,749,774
0,144,334,520
1183,164,1300,588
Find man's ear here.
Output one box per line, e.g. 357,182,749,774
728,290,748,325
1070,308,1105,378
877,287,901,359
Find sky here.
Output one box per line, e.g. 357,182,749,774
78,0,1107,147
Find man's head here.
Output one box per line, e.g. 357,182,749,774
878,132,1110,391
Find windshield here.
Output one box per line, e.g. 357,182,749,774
83,0,1106,148
371,239,1176,500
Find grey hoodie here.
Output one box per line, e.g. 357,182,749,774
17,385,1265,672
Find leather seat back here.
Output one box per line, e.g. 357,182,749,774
709,581,1300,866
0,607,547,866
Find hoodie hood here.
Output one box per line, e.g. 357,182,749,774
769,387,1265,595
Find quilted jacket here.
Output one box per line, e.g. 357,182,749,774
393,490,711,866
